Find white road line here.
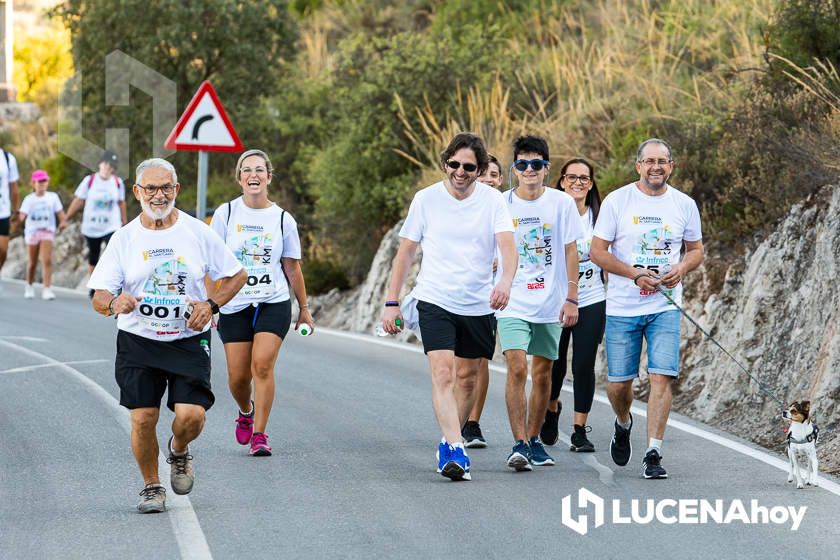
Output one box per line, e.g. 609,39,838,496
0,339,213,560
1,359,109,374
0,336,49,342
318,327,840,498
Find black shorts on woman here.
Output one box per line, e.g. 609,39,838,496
217,299,292,344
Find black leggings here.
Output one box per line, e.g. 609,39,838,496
549,300,606,414
85,232,114,266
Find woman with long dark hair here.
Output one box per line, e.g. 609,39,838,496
540,158,606,452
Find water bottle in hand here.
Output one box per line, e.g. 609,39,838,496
375,318,402,337
298,322,312,336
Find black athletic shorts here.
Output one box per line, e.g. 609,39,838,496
0,217,9,236
85,232,114,266
417,300,496,359
115,330,214,411
217,299,292,344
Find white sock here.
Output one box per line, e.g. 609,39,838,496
647,438,663,454
452,442,465,450
617,416,632,430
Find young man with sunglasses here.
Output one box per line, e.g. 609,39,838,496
88,158,247,512
590,138,703,479
498,136,582,471
381,132,516,481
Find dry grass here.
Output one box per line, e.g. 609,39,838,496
394,0,774,182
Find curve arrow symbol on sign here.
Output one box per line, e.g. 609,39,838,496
192,115,215,140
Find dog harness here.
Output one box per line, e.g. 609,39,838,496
787,424,819,445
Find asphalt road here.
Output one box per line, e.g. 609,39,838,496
1,280,839,559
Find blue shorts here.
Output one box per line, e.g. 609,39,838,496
605,311,680,382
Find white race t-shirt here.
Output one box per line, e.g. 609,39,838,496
0,150,20,219
400,181,513,316
74,173,126,237
576,207,606,308
593,183,702,316
87,211,243,341
210,197,302,313
496,188,583,323
20,192,63,237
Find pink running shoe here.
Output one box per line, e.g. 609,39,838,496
235,405,254,445
249,432,272,456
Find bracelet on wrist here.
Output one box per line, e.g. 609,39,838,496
384,300,400,307
300,303,309,309
565,297,578,305
107,295,118,316
568,280,578,286
632,273,649,286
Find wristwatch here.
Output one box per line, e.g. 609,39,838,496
206,298,220,314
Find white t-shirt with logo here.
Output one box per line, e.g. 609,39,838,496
75,173,126,237
210,197,302,313
577,207,606,308
20,192,63,237
400,181,514,316
0,150,20,219
593,183,702,317
496,188,583,323
87,211,243,341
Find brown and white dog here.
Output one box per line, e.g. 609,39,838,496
784,401,819,489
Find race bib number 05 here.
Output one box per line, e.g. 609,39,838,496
137,293,186,332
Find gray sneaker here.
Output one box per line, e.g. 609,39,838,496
167,436,195,495
137,483,166,513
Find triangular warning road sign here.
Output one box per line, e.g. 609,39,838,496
164,81,244,152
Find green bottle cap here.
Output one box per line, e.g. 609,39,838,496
395,318,402,327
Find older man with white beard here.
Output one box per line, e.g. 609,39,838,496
88,158,247,513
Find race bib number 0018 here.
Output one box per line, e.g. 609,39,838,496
137,293,186,332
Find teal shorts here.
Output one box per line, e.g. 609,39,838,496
497,318,562,360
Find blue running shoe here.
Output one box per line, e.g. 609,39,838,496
442,444,472,481
507,440,533,471
528,437,555,466
436,441,451,474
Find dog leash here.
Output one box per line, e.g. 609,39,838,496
655,285,786,407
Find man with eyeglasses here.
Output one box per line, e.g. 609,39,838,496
498,135,582,472
381,132,516,481
88,158,247,512
590,138,704,479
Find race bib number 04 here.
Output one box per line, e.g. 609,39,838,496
240,267,275,299
137,293,187,332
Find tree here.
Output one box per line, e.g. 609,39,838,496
51,0,299,183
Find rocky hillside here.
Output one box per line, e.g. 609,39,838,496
310,184,840,474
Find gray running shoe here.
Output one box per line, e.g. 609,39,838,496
167,436,195,495
137,483,166,513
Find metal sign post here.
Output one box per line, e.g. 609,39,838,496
196,150,208,220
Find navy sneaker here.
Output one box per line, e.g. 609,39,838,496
570,424,595,452
528,437,555,466
441,445,471,481
506,440,532,471
462,421,487,449
436,441,450,474
642,449,668,479
540,402,561,446
610,414,633,466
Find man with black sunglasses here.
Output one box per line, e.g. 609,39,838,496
88,158,247,512
380,132,516,481
498,135,583,472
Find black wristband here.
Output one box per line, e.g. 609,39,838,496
206,298,220,314
384,300,400,307
107,295,118,316
632,273,649,286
